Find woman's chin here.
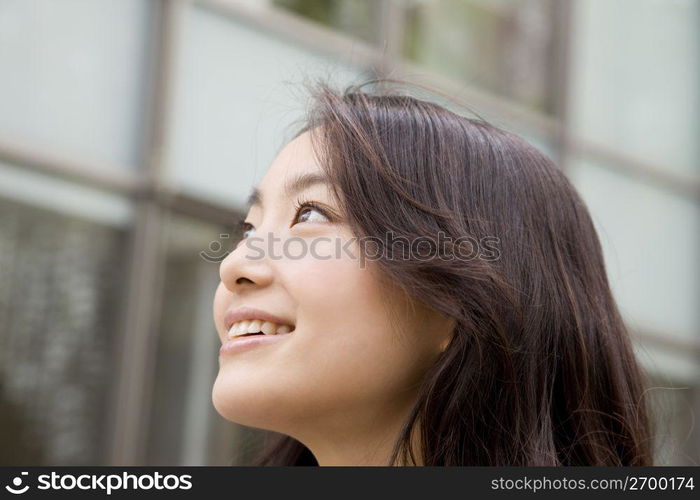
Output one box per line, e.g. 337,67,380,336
211,375,290,430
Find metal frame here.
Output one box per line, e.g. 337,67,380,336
0,0,697,465
107,0,185,465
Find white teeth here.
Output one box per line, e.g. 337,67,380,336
226,319,294,339
261,321,276,335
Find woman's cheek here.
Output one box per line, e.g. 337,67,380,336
285,236,367,297
212,282,229,332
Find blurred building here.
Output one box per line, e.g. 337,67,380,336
0,0,697,465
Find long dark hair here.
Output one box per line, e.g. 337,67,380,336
251,80,654,466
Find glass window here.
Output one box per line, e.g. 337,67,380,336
402,0,556,113
0,161,134,226
646,377,698,465
569,0,700,174
569,158,700,344
272,0,381,43
0,0,153,169
168,5,368,209
145,215,246,465
0,197,128,465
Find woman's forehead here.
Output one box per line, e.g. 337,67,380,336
248,132,333,212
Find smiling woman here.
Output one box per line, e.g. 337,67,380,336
210,81,654,466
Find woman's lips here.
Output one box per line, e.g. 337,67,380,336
219,331,292,356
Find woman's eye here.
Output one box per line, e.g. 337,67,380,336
240,222,255,239
294,204,329,225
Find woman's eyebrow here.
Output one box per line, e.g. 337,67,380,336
246,172,329,210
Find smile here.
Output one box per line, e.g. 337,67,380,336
220,306,296,355
227,319,295,340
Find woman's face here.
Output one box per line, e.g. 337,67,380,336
212,131,454,443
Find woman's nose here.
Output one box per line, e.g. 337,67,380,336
219,233,274,292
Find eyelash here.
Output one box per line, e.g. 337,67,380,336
292,197,332,224
236,199,332,240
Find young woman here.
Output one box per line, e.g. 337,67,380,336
211,81,654,466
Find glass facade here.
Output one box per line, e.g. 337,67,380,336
569,0,699,175
0,0,155,169
146,215,238,465
0,0,697,465
0,197,127,465
169,4,367,207
403,0,557,113
273,0,381,43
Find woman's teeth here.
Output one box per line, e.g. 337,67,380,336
227,320,294,340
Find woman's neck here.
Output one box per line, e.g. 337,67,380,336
292,404,423,466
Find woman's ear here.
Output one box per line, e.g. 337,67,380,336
438,317,457,354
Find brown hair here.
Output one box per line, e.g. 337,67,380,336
252,80,654,466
